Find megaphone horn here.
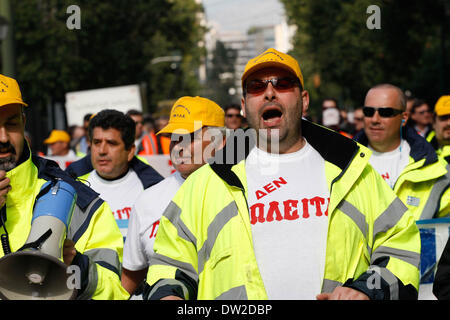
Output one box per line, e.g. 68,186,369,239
0,179,78,300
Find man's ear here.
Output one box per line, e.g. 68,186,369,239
241,97,246,118
128,144,136,162
301,90,310,116
401,112,408,126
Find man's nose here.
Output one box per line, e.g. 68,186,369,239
370,110,381,123
264,81,276,101
0,127,8,144
98,142,108,154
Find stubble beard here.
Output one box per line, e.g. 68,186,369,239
0,156,17,171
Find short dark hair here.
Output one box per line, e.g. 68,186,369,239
224,104,241,114
83,113,93,122
411,99,429,114
88,109,136,150
126,109,143,117
322,98,338,108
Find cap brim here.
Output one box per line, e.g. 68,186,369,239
156,121,203,135
0,99,28,108
241,62,299,88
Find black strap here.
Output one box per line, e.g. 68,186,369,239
18,228,53,251
0,206,6,230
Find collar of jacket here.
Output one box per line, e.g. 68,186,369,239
353,125,438,166
66,154,163,189
4,140,99,211
210,119,361,189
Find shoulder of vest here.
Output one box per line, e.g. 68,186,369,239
129,156,164,189
404,125,438,166
65,154,94,179
32,155,101,211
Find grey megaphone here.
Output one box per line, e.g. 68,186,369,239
0,179,78,300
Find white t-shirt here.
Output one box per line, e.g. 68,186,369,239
86,168,145,239
123,171,185,271
368,139,411,189
44,150,80,170
245,140,330,299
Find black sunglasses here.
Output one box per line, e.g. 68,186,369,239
363,106,403,118
246,77,300,95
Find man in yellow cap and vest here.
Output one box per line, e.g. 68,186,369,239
122,96,226,297
43,129,80,169
143,49,421,300
0,74,129,299
427,95,450,163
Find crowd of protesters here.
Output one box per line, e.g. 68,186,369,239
0,47,449,301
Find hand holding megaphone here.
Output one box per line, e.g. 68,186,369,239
0,170,11,209
0,179,78,300
63,239,77,266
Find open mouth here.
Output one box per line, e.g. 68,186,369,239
0,149,14,157
261,107,283,127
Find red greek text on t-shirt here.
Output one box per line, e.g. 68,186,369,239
381,172,390,181
114,207,132,220
255,177,287,200
149,220,160,239
250,197,330,225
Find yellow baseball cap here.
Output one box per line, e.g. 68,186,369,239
435,95,450,116
157,96,224,135
0,74,28,108
241,48,304,90
44,130,71,144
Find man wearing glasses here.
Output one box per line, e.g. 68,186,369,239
224,104,243,130
143,49,421,300
354,84,449,221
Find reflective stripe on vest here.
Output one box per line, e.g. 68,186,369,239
198,202,238,275
164,201,198,245
68,197,104,243
148,278,191,300
420,170,450,219
215,285,248,300
85,248,121,276
151,252,199,284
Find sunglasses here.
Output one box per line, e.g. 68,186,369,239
245,77,300,94
363,106,403,118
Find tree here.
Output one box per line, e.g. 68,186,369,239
280,0,449,116
204,40,238,107
8,0,206,148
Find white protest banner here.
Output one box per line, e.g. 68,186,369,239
417,217,450,300
65,85,142,126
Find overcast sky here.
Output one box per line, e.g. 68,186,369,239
202,0,285,33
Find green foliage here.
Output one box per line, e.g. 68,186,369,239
11,0,206,111
280,0,449,116
204,40,238,107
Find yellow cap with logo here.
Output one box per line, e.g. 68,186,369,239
157,96,224,135
241,48,304,90
435,95,450,116
0,74,28,107
44,130,71,144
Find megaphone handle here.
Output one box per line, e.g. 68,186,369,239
0,206,11,255
1,233,11,255
18,228,53,251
